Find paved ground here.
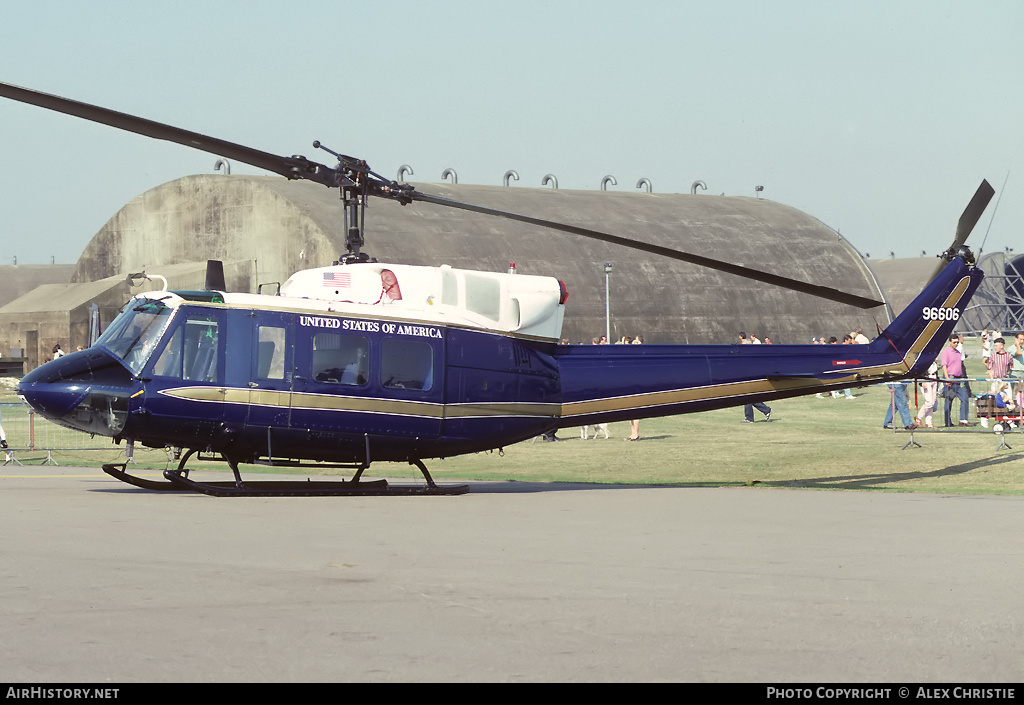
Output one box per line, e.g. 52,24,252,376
1,466,1022,683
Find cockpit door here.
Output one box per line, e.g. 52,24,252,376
139,306,226,447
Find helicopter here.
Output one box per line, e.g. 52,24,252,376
1,81,993,496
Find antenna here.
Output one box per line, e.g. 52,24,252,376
978,171,1010,254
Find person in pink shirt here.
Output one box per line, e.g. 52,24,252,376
940,335,971,426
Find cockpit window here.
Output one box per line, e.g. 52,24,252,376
95,299,173,375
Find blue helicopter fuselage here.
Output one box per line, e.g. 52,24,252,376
17,257,983,466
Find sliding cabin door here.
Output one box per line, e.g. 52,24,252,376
289,320,445,442
246,311,294,432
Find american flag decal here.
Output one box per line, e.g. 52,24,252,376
323,272,352,288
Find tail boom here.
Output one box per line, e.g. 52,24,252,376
552,258,983,426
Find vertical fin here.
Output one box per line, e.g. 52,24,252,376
873,257,983,375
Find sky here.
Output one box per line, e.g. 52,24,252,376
1,0,1021,265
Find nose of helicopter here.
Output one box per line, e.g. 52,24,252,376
18,349,138,436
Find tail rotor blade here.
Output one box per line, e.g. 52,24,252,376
929,179,995,282
954,179,995,248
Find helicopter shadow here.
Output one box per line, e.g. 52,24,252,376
771,451,1024,490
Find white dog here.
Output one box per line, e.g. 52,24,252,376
580,424,610,439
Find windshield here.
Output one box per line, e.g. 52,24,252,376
95,298,174,375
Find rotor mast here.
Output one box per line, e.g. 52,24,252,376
312,140,417,263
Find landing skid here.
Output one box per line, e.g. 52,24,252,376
102,452,468,497
161,470,466,497
103,462,183,491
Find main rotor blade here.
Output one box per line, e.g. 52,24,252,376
0,81,339,187
410,190,884,309
0,80,892,309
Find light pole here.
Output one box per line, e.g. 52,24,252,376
604,262,613,343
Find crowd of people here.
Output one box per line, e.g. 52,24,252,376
885,331,1024,431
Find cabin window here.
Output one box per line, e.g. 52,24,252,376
381,339,433,391
311,333,368,385
151,314,220,382
464,273,500,322
441,269,459,306
256,326,287,380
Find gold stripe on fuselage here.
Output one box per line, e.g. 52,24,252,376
158,387,558,419
559,360,910,418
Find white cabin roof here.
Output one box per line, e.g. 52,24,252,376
155,263,566,341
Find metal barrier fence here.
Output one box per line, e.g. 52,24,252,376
924,376,1022,415
1,401,113,466
895,377,1024,451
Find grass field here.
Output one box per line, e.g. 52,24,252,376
4,375,1023,494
